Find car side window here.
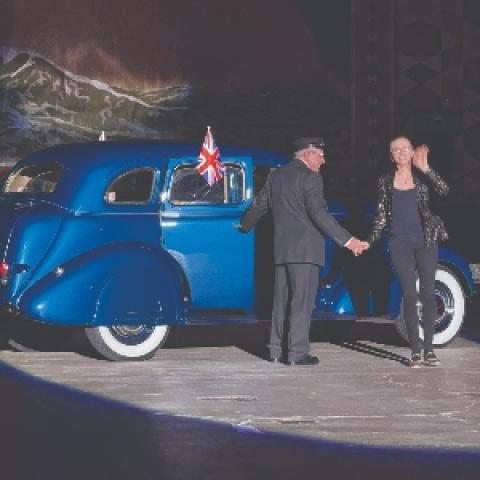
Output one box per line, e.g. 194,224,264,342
105,168,155,204
169,164,245,205
3,163,63,194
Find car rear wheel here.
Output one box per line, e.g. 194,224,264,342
84,324,170,361
395,266,465,347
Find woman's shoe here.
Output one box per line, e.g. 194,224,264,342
423,351,441,366
407,353,423,368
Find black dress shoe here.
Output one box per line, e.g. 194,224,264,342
289,354,319,366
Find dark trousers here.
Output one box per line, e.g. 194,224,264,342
270,263,319,362
389,236,438,354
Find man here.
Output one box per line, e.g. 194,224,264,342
240,137,366,366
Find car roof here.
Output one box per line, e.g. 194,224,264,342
8,140,289,212
22,140,289,171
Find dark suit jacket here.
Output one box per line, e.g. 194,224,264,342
241,159,352,266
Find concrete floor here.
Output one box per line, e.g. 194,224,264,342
1,318,480,479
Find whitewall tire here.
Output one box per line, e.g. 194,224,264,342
84,324,170,361
395,266,465,346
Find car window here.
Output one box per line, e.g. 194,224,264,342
105,168,155,204
3,163,63,194
169,164,245,205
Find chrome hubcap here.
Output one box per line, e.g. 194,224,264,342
109,325,155,345
433,281,454,332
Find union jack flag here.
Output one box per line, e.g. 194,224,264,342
196,126,225,186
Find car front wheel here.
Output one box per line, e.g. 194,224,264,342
84,324,170,361
395,266,465,347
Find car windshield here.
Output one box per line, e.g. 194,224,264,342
2,163,64,194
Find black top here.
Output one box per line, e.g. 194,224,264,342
391,188,424,239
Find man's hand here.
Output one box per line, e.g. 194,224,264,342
346,238,370,256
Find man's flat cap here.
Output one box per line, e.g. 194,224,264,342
292,137,325,152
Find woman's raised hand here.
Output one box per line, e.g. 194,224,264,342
413,144,430,173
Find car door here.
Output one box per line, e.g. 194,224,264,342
161,157,254,312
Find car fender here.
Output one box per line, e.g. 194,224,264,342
331,288,355,316
322,245,476,320
388,246,476,317
16,243,187,327
316,282,356,317
317,268,400,320
438,246,476,297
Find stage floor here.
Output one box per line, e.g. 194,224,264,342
2,318,480,450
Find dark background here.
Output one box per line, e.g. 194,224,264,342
1,0,480,258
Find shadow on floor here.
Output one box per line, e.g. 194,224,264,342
2,310,478,363
335,340,409,365
165,319,407,360
1,360,480,480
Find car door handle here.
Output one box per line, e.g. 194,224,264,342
233,223,244,232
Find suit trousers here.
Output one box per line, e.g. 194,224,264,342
270,263,319,362
389,236,438,354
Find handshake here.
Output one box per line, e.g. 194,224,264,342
346,237,370,256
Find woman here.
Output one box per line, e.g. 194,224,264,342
365,136,449,368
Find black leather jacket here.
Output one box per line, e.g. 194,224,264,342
367,168,449,246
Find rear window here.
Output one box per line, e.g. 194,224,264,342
105,168,155,204
2,163,63,194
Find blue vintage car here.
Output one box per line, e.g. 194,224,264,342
0,141,475,360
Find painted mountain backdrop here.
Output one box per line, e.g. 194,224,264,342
0,48,350,164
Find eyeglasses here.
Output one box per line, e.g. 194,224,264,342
390,146,412,154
